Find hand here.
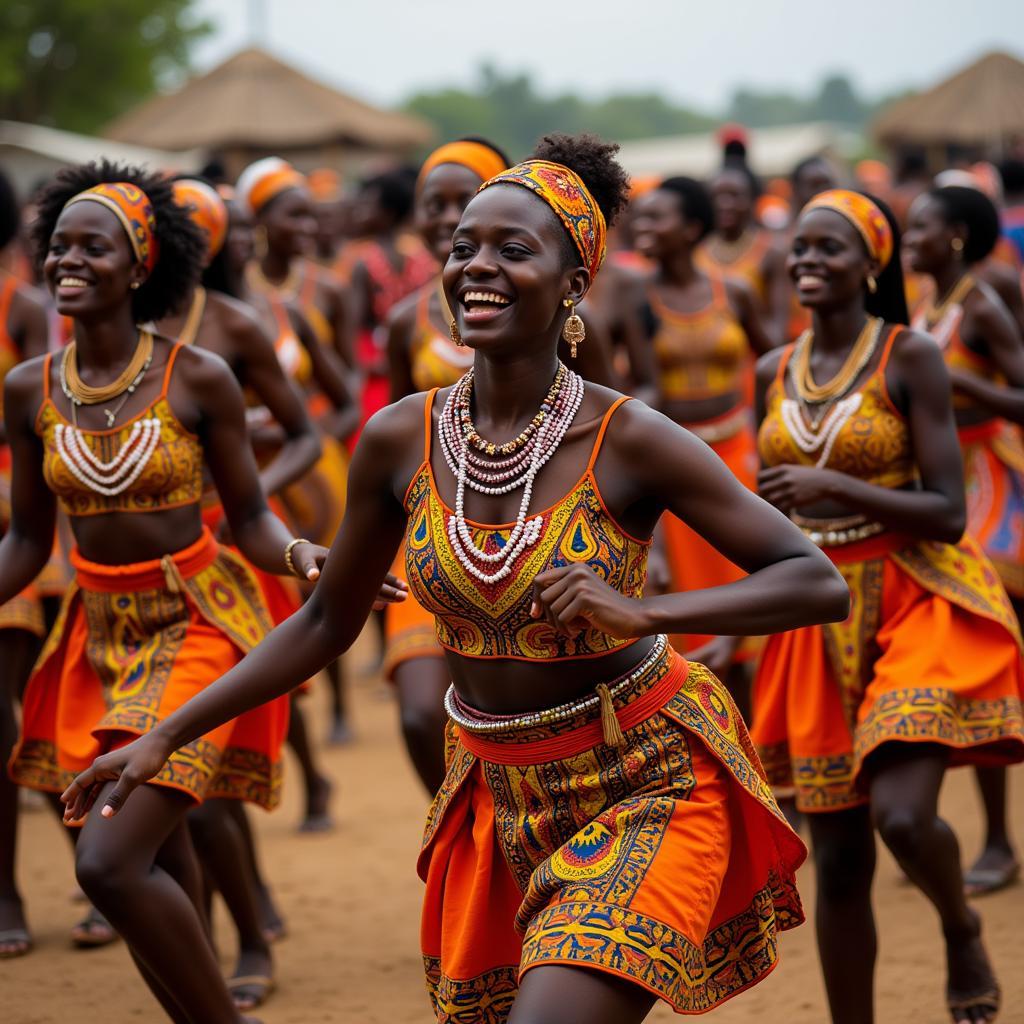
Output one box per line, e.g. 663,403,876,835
757,465,841,510
686,635,742,679
646,547,671,595
60,730,175,823
289,540,329,582
947,367,982,396
531,563,650,640
373,573,409,611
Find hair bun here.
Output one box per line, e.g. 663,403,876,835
529,133,630,228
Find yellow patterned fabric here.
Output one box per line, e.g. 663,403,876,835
803,189,893,270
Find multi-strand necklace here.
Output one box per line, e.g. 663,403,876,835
438,363,584,584
780,316,883,468
55,330,161,496
706,227,757,266
921,274,974,350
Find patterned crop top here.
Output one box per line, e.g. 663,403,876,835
409,287,474,392
37,343,204,517
758,325,917,489
650,274,749,403
402,390,650,660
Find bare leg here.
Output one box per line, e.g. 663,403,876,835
870,743,999,1024
75,781,251,1023
324,659,353,745
807,805,877,1024
221,800,286,943
287,694,334,832
393,656,449,795
508,964,656,1023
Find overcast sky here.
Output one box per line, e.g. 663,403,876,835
193,0,1023,111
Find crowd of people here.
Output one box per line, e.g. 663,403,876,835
1,124,1023,1024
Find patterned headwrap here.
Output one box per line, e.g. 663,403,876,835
236,157,307,216
803,189,894,270
417,141,508,191
172,179,228,263
64,182,159,273
478,160,607,279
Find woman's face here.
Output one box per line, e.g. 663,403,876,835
793,161,837,212
630,189,700,262
709,168,753,234
262,187,316,259
44,201,143,317
443,185,585,354
903,195,956,275
225,201,255,274
416,164,483,264
788,208,875,310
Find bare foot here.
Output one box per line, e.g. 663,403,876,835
228,947,275,1012
299,774,335,833
0,894,32,958
946,908,1000,1023
70,904,118,948
964,842,1020,897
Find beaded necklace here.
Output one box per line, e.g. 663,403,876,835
438,363,585,584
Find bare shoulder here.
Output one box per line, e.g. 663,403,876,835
386,288,420,334
756,342,789,386
723,273,756,309
887,325,947,383
8,280,48,318
360,389,430,456
168,336,237,393
5,353,49,405
207,290,266,337
596,387,702,465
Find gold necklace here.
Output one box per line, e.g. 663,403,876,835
706,227,757,265
60,329,155,427
247,261,301,302
793,316,883,405
178,287,207,346
925,274,974,330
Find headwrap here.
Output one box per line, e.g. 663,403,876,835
236,157,307,216
803,189,894,270
308,168,342,203
64,182,159,273
417,141,508,192
172,179,228,263
478,160,607,279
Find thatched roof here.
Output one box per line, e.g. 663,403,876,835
103,47,433,153
874,50,1024,147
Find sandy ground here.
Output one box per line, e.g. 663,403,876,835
4,630,1024,1024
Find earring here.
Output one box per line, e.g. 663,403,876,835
951,237,965,258
449,319,464,347
561,298,585,359
866,274,877,294
130,281,140,290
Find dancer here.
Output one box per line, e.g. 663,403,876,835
628,176,776,709
905,184,1024,898
64,134,850,1023
754,188,1023,1024
5,162,324,1024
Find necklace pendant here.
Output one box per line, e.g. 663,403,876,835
105,408,116,428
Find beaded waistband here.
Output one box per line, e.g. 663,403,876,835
684,405,749,444
791,512,885,547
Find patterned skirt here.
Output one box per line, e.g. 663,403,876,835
418,643,806,1021
753,532,1024,813
959,419,1024,598
9,528,288,810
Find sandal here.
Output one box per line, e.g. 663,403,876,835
964,861,1020,898
0,927,33,959
70,907,118,948
228,974,276,1010
948,987,1001,1023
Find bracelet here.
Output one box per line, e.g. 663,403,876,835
284,537,312,578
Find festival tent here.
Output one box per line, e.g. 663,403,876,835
103,47,433,178
873,50,1024,166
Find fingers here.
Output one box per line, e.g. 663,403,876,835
548,591,590,638
530,572,574,626
294,542,322,582
382,573,408,593
100,774,141,819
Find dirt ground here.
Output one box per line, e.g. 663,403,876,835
5,629,1024,1024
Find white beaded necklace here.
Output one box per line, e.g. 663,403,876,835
439,364,584,584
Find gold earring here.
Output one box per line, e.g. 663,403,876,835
130,281,140,290
561,298,585,359
951,237,964,258
449,319,464,347
866,274,877,294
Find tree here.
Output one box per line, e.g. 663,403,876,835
813,75,866,124
0,0,212,134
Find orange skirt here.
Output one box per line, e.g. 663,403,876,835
9,528,288,810
419,644,806,1019
661,418,760,659
753,533,1024,813
383,554,443,681
959,420,1024,598
279,434,349,547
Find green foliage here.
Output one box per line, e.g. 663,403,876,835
0,0,212,134
726,73,891,128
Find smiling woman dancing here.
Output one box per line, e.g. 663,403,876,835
3,162,325,1024
62,135,849,1023
753,190,1024,1024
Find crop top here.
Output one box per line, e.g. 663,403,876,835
758,325,917,490
402,390,650,660
37,343,204,517
409,287,474,392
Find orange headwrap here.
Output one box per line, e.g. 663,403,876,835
64,182,159,273
803,188,894,270
478,160,607,279
236,157,307,216
172,179,228,263
308,168,342,203
417,141,508,191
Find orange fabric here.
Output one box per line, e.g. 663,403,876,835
419,647,806,1018
408,284,474,392
754,537,1024,813
172,179,228,262
279,433,348,548
9,528,288,810
37,345,204,517
662,419,759,658
417,142,507,190
238,159,306,216
65,183,158,273
803,189,894,270
383,550,444,681
696,230,772,303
